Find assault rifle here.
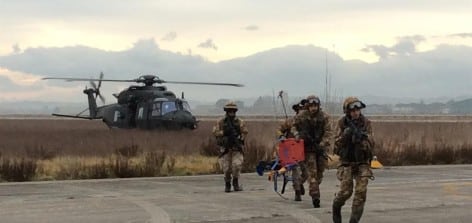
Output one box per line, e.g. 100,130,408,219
303,134,331,161
219,119,244,157
345,118,368,144
345,118,373,162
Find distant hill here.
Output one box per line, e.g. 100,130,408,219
1,41,471,102
449,98,472,114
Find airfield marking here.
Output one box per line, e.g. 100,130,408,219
123,196,171,223
60,184,171,223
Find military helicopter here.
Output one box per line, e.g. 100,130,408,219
43,73,243,130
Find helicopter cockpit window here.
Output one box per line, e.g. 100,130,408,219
151,102,161,116
162,101,177,115
182,101,192,111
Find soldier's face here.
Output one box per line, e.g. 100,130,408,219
349,109,361,119
308,104,319,113
226,110,236,117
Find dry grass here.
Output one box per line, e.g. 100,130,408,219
0,118,471,181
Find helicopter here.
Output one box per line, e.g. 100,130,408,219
43,73,243,130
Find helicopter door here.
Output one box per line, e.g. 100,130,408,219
136,102,150,129
151,102,161,117
161,101,179,128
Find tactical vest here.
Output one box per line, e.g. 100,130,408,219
222,117,241,135
338,115,372,164
298,111,326,152
218,117,243,150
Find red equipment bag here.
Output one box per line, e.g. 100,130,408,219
278,138,305,166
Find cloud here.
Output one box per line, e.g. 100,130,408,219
12,44,21,54
0,40,470,103
362,35,426,59
243,25,259,31
198,39,218,50
361,44,390,59
0,68,41,86
391,35,426,54
161,32,177,41
449,33,472,38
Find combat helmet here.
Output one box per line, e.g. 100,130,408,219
306,95,321,106
223,101,238,112
343,97,366,113
292,104,300,112
292,98,308,112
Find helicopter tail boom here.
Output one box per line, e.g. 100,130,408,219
51,113,101,120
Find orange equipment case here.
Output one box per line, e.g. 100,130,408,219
278,138,305,166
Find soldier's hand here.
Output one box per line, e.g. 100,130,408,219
278,136,286,142
295,135,301,142
343,127,353,136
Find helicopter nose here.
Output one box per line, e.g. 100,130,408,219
184,112,198,128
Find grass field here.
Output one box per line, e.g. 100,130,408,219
0,118,471,181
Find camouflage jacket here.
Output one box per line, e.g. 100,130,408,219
291,109,332,153
334,115,374,164
213,115,248,149
276,117,296,139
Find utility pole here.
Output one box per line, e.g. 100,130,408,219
324,48,329,113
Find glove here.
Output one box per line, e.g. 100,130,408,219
278,135,287,142
294,135,300,142
343,127,353,136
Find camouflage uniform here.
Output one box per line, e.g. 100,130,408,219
213,102,248,192
275,102,305,201
291,95,332,207
332,97,374,223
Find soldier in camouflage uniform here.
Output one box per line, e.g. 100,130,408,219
276,99,307,141
213,101,248,193
291,95,332,208
332,97,374,223
275,99,307,201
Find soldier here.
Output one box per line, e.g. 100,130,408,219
332,97,374,223
213,101,249,193
275,99,307,201
292,95,332,208
276,99,307,141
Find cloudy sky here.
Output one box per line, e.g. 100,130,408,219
0,0,471,105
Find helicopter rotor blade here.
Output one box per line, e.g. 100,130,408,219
42,77,135,82
43,75,244,87
162,80,244,87
97,72,104,89
98,94,106,104
89,80,97,89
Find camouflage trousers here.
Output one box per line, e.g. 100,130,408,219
333,164,373,221
218,150,244,182
295,152,327,198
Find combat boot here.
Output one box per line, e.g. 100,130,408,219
349,206,364,223
232,178,243,191
225,181,231,193
332,203,342,223
294,190,302,201
312,198,320,208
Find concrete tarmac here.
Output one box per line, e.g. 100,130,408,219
0,165,471,223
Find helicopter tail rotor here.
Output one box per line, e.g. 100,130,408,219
89,72,106,104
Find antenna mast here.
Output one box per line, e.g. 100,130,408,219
324,48,329,112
